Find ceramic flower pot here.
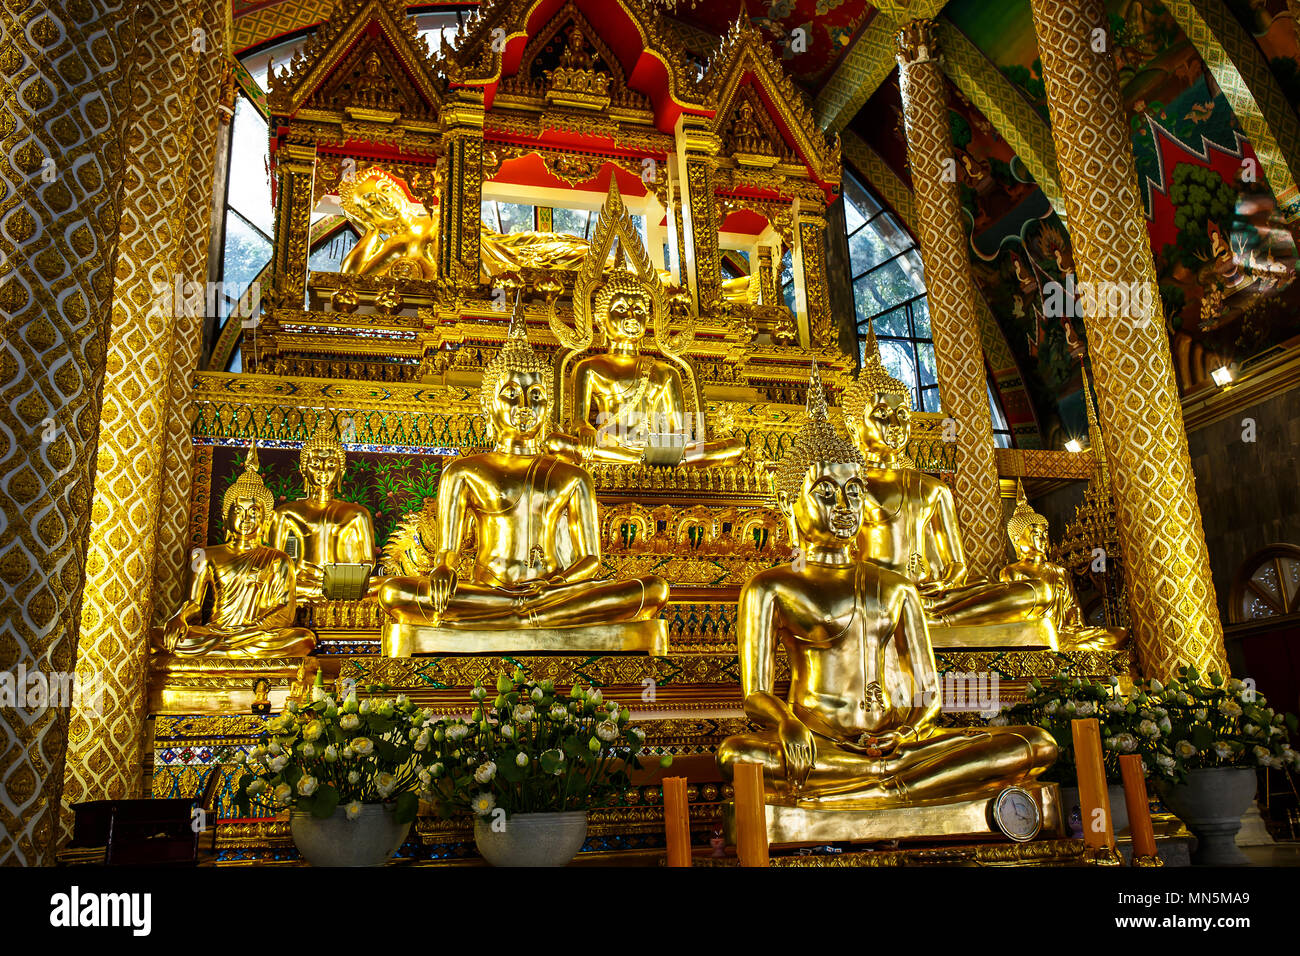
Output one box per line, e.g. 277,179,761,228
1158,767,1257,866
1059,784,1129,839
474,810,588,867
290,804,411,866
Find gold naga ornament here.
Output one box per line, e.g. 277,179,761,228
842,328,1054,643
377,303,670,654
999,480,1127,651
157,446,316,658
549,180,746,469
717,366,1057,836
269,419,377,600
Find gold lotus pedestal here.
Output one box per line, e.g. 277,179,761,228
381,619,670,656
723,780,1064,847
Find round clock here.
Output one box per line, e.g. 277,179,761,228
992,786,1042,842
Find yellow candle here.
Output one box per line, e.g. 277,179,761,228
733,761,769,867
662,776,691,867
1119,754,1160,862
1071,718,1115,849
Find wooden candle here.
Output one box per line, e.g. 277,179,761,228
662,776,692,867
1118,754,1161,865
1070,718,1115,849
733,761,769,867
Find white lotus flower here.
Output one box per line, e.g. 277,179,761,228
474,761,497,784
297,775,318,796
345,800,362,821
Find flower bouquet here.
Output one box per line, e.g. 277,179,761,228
228,677,427,865
1129,666,1298,784
996,671,1134,783
420,668,671,866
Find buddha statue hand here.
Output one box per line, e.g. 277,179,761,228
779,715,816,791
429,565,458,614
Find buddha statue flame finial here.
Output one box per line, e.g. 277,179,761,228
775,362,863,500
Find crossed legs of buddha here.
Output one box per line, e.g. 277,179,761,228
378,574,669,627
718,725,1057,805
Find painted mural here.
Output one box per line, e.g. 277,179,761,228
947,0,1300,399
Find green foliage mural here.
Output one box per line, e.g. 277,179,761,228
209,446,448,558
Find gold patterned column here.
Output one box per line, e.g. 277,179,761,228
0,0,140,865
439,93,484,288
677,118,723,312
62,0,224,832
894,20,1004,576
151,20,228,626
1028,0,1227,678
271,139,315,316
795,208,834,347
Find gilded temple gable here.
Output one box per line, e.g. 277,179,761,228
266,0,444,121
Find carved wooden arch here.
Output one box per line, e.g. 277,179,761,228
1228,543,1300,624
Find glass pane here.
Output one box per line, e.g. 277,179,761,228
222,211,272,316
873,214,915,259
1252,564,1281,600
308,226,358,273
855,261,919,317
921,386,942,414
987,379,1010,434
228,98,274,236
495,202,534,234
872,303,910,338
911,295,932,338
994,431,1012,449
553,207,590,238
848,227,891,276
895,248,925,288
878,339,918,396
916,341,938,388
842,173,881,223
1283,557,1300,604
240,36,308,94
780,249,795,310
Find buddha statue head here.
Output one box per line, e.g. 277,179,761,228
481,306,553,443
340,167,410,233
300,420,346,497
1006,479,1051,561
223,446,276,544
594,269,651,346
776,364,868,547
843,327,913,463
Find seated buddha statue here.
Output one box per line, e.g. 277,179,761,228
717,371,1056,807
269,421,376,600
377,309,669,634
567,269,747,468
999,481,1127,650
158,449,316,658
339,167,438,279
841,337,1052,632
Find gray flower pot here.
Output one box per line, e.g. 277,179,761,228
1059,784,1129,839
474,810,588,867
1158,767,1257,866
290,804,411,866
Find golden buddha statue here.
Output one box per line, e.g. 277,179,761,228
842,333,1053,640
269,421,376,600
717,371,1056,817
1000,481,1127,650
339,167,438,279
158,449,316,658
377,308,670,652
553,181,746,469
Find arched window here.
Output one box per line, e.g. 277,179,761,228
843,170,1013,446
1229,544,1300,623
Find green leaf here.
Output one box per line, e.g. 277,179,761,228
394,790,419,825
312,785,340,818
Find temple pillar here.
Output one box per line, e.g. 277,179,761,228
62,0,226,834
894,20,1004,576
676,117,723,312
0,0,140,865
1028,0,1227,678
439,93,484,288
270,140,316,314
151,25,229,626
